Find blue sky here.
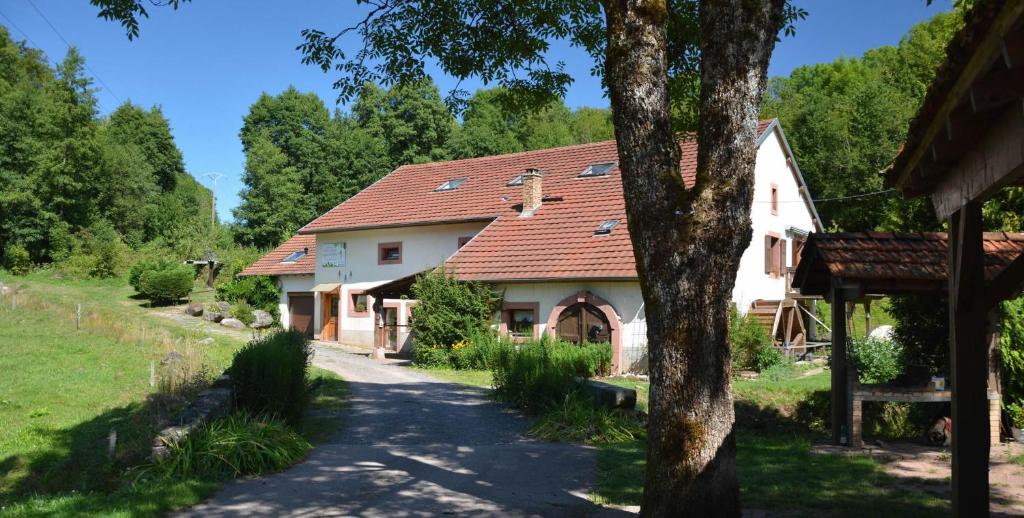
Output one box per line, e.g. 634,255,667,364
0,1,952,223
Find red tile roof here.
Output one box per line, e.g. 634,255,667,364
238,234,316,277
792,231,1024,296
298,120,778,281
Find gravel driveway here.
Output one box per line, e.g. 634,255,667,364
179,344,625,517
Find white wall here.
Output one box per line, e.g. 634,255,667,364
312,221,488,344
498,281,647,372
276,275,314,329
731,129,818,312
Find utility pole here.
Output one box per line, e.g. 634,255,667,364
204,172,223,230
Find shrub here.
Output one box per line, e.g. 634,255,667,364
729,306,780,372
410,268,499,351
129,258,177,291
1006,401,1024,429
753,342,786,373
889,295,948,375
3,244,30,276
1000,297,1024,405
217,275,280,319
848,337,904,384
231,301,255,326
139,266,194,305
231,330,312,425
492,338,612,413
149,413,310,480
87,221,131,278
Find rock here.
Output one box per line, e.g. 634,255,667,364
203,311,223,323
198,337,215,345
868,324,894,341
220,318,246,329
161,351,185,366
251,310,273,329
580,378,637,410
215,301,231,314
0,285,8,296
184,303,204,316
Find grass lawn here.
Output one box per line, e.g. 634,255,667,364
0,271,346,516
411,367,493,388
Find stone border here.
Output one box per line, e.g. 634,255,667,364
152,373,234,459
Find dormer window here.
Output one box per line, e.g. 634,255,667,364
280,249,307,263
579,162,614,178
507,174,523,186
594,220,619,236
435,177,467,191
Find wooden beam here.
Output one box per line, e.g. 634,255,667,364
986,251,1024,306
948,202,990,515
969,62,1024,113
831,285,849,446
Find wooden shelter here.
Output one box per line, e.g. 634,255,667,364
885,1,1024,513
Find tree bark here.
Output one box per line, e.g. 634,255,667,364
603,0,784,515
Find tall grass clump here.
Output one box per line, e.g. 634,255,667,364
231,329,312,425
492,337,612,413
146,413,310,480
530,391,644,444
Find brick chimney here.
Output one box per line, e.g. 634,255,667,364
521,168,542,217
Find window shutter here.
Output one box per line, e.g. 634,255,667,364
764,235,773,274
779,239,788,276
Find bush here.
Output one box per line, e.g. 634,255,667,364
231,330,312,425
231,301,255,326
848,337,904,384
1006,401,1024,429
729,306,780,372
889,295,948,375
128,258,177,291
414,330,509,370
492,337,612,413
1000,297,1024,405
410,268,499,350
148,413,310,480
138,266,194,305
217,275,280,319
3,244,30,276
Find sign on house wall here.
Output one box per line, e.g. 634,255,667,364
320,242,346,268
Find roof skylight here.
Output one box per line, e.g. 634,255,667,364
435,177,467,191
579,162,615,178
594,220,619,236
281,250,307,263
507,174,523,186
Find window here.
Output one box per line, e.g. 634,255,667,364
507,174,523,186
435,177,467,191
579,162,615,177
458,236,473,248
280,249,307,263
594,220,619,236
770,184,779,215
378,242,402,265
764,234,787,278
507,309,534,337
791,237,805,268
349,292,369,316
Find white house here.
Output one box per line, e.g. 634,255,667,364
240,119,822,373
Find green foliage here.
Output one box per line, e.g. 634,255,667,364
217,275,280,318
230,302,255,326
529,391,643,444
1001,297,1024,406
848,337,904,384
410,268,498,351
3,243,30,275
230,330,313,426
491,337,613,413
128,258,176,291
138,266,194,305
729,306,781,373
1005,401,1024,429
889,295,948,375
147,413,310,480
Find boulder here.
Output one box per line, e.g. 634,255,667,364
251,310,273,329
580,378,637,410
215,301,231,314
220,318,246,329
198,337,215,345
184,303,204,317
203,311,223,323
161,351,185,366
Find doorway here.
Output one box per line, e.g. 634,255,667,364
556,302,612,344
321,292,338,341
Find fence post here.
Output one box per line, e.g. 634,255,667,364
150,361,155,388
76,303,82,331
108,429,117,458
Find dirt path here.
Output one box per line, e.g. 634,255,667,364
178,344,626,517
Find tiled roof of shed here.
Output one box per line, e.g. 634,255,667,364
238,234,316,277
792,232,1024,295
299,121,777,281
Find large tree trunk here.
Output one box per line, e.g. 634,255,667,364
603,0,784,515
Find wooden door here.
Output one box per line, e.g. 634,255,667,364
289,294,314,338
322,293,338,341
556,303,611,344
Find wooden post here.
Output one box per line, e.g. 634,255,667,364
845,301,855,338
948,202,989,515
988,309,1003,445
150,361,155,388
107,429,117,458
863,299,872,336
76,303,82,331
831,285,849,445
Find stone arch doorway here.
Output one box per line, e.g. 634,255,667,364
556,303,611,344
547,290,622,373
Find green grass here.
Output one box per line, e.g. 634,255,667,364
298,368,349,443
0,270,346,516
1011,454,1024,466
411,367,493,388
815,298,897,340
